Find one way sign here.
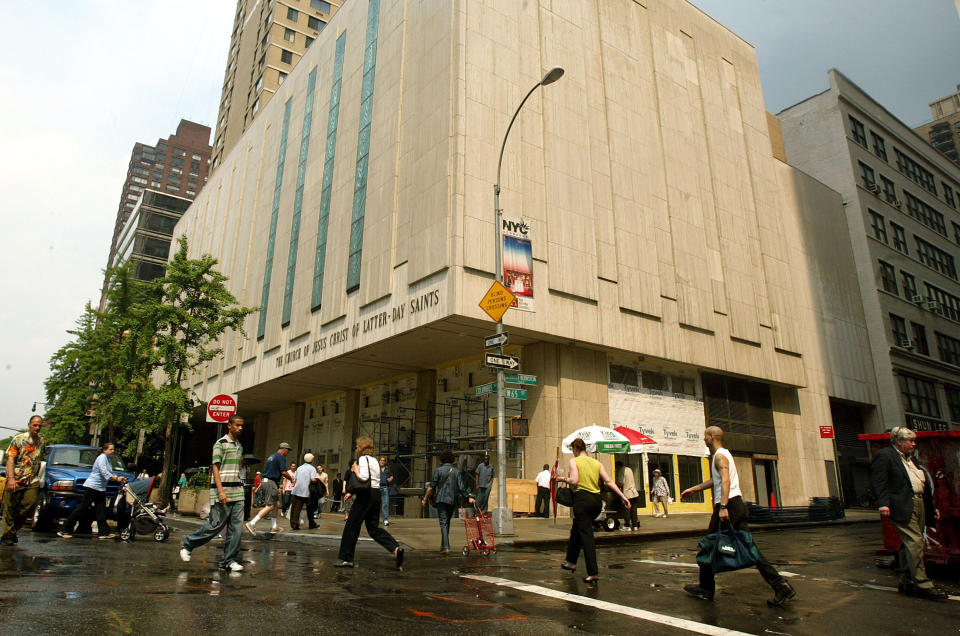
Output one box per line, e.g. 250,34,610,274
484,353,520,370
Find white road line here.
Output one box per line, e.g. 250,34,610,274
633,560,799,578
461,574,755,636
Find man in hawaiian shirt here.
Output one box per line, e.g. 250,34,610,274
2,416,46,545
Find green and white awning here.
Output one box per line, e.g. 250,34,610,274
561,425,631,454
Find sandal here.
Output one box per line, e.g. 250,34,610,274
57,531,73,539
98,533,117,540
560,562,577,573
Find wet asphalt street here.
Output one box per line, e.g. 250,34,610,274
0,523,957,635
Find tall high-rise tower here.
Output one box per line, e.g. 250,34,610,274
209,0,343,171
914,85,960,166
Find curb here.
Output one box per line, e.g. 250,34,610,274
166,513,878,552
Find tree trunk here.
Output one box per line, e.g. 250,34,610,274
158,407,177,503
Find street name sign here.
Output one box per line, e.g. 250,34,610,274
484,332,509,349
485,353,520,370
474,382,498,397
503,388,528,400
505,373,537,386
478,281,516,322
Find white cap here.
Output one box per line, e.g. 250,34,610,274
303,453,315,464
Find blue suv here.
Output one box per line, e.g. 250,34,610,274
32,444,136,531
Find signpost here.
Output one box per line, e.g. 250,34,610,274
504,373,537,386
484,332,510,349
206,393,238,423
485,353,520,370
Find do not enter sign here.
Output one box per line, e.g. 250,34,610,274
207,393,238,423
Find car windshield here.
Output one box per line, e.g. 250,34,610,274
50,448,127,472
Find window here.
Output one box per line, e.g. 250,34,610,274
890,313,908,345
915,236,957,280
642,371,666,392
186,190,196,196
869,210,887,243
192,153,201,161
871,132,887,161
284,27,295,43
129,185,142,192
165,184,180,192
308,15,323,30
311,0,331,12
286,7,298,21
647,454,674,498
671,375,696,397
131,176,147,185
954,222,960,246
901,271,917,299
608,364,639,388
944,183,956,209
858,162,876,190
891,222,907,253
251,97,260,115
895,148,937,195
911,322,929,355
937,332,960,366
880,175,897,203
150,181,161,188
898,373,941,418
173,147,186,156
305,36,314,47
126,193,139,201
170,166,182,175
677,456,704,503
903,191,946,235
278,71,288,85
879,260,898,294
926,283,960,322
849,115,867,146
946,386,960,422
281,49,293,64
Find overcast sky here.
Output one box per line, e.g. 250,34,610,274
1,1,958,437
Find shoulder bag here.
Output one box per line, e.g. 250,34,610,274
346,456,373,494
555,483,574,507
695,522,761,574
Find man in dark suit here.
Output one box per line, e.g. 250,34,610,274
871,426,947,601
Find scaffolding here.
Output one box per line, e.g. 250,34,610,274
357,396,524,491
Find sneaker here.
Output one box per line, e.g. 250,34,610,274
683,584,715,601
179,548,192,562
333,560,355,568
244,522,257,536
383,520,390,526
226,561,244,572
767,581,796,607
271,526,283,533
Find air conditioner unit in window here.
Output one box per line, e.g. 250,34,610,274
897,337,912,349
927,300,940,311
894,200,903,209
911,295,924,304
867,183,881,194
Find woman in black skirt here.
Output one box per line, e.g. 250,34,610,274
334,436,404,569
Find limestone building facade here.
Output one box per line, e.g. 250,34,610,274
174,0,877,512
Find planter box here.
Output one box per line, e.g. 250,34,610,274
177,489,211,517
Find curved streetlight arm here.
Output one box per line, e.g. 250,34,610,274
496,82,547,191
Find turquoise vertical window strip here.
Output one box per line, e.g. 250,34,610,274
257,97,293,339
311,32,347,310
346,0,381,292
281,67,318,326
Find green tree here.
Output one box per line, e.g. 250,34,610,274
137,237,257,497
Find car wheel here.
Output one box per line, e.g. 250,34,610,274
154,527,169,543
32,497,55,532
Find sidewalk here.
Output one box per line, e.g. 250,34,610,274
165,509,879,553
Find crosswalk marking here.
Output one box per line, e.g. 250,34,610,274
461,574,755,636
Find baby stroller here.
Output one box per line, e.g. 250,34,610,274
593,491,621,532
117,478,171,542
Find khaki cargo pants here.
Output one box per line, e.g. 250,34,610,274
1,485,40,542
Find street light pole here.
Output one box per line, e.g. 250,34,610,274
492,66,564,536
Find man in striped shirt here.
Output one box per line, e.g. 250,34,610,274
179,415,246,571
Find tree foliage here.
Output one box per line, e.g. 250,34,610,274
43,239,256,478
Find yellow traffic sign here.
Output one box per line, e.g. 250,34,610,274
479,280,516,322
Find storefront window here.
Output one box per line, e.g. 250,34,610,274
647,453,674,498
677,455,704,503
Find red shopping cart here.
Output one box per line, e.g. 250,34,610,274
462,508,497,556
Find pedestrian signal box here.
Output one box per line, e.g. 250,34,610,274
489,416,529,438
